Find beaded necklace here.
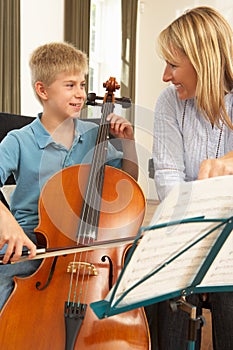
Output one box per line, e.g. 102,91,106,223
181,100,223,159
204,122,223,159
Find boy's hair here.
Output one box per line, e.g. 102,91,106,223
29,41,88,96
158,6,233,128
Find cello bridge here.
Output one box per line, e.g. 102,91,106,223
67,262,98,276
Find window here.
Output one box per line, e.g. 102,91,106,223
88,0,122,97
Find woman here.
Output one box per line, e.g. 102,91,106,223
151,6,233,350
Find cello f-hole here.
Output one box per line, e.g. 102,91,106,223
36,257,58,291
101,255,114,290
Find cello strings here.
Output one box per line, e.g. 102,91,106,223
68,100,113,308
80,101,113,305
74,101,111,306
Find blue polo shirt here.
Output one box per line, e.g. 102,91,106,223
0,116,122,233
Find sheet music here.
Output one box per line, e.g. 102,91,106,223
200,233,233,286
107,175,233,309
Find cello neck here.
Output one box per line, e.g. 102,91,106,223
77,77,120,242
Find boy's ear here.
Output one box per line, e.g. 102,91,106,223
35,81,48,100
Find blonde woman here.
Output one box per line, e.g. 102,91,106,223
151,6,233,350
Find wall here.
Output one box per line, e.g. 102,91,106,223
20,0,64,116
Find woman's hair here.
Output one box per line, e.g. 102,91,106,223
29,41,88,96
158,6,233,128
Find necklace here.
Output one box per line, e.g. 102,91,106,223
181,100,224,159
204,122,223,159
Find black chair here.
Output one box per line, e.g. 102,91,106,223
148,158,155,179
0,112,36,184
0,112,35,141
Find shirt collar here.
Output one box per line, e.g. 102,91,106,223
30,114,82,149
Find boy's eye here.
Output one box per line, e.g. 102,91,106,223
80,82,86,89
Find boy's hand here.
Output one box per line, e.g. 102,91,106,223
106,113,138,181
107,113,134,140
0,203,37,264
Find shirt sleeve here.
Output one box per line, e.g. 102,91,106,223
153,87,186,201
0,133,20,187
106,142,123,169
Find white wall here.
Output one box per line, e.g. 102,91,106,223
20,0,64,116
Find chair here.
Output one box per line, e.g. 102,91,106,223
0,112,35,184
148,158,155,179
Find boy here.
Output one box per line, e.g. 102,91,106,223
0,42,138,309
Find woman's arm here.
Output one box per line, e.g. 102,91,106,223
153,88,186,200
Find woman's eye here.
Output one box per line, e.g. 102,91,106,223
169,63,177,68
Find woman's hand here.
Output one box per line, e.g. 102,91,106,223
198,152,233,179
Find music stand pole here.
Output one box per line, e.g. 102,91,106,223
170,297,205,350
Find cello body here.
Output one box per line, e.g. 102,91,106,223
0,165,150,350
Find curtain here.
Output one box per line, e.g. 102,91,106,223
0,0,20,113
64,0,91,117
121,0,138,104
121,0,138,124
64,0,91,62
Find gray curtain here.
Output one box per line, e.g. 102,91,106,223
0,0,20,113
121,0,137,104
64,0,90,64
64,0,91,117
121,0,137,124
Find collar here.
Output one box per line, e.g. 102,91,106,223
30,114,83,149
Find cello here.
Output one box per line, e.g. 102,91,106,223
0,77,150,350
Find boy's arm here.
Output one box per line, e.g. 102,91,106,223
107,114,138,181
0,201,37,264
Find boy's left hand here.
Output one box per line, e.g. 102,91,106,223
107,113,134,140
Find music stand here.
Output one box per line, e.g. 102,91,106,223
90,175,233,350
